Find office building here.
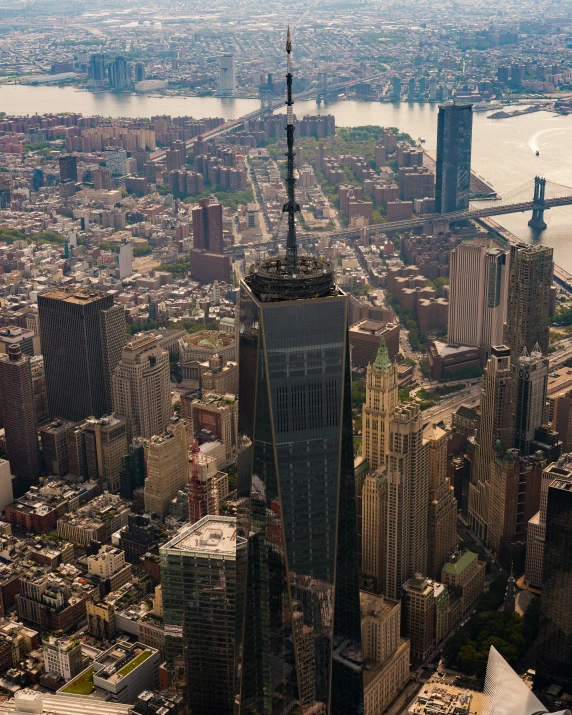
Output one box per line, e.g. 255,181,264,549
552,390,572,452
426,423,458,580
237,29,364,715
190,393,238,467
504,244,553,361
360,592,410,715
41,419,75,476
118,240,133,279
362,338,399,471
38,289,126,421
536,476,572,690
402,576,449,663
514,346,548,454
448,242,508,357
106,147,128,176
526,457,572,589
349,319,400,369
112,334,171,441
161,517,241,714
469,346,513,541
84,415,128,493
362,471,387,594
441,550,486,620
0,345,41,484
119,438,146,500
143,418,189,517
218,54,236,94
134,63,145,83
58,155,77,185
385,403,429,600
435,102,473,213
192,199,223,254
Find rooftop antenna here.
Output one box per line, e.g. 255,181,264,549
284,26,300,275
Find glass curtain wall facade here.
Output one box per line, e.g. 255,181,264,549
435,102,473,214
237,281,364,715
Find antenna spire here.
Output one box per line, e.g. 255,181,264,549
283,26,299,274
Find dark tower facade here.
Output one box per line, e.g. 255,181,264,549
237,29,364,715
38,290,126,422
0,344,41,484
536,477,572,690
58,155,77,184
435,102,473,213
192,199,224,254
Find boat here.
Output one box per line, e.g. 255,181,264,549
536,150,540,156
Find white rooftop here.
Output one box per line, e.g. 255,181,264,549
162,515,236,557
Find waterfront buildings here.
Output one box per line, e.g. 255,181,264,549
0,345,41,484
435,102,473,213
38,289,125,422
219,54,236,94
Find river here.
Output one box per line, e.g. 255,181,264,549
2,84,572,271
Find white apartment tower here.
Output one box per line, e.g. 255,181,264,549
219,54,236,94
112,334,171,441
362,339,399,471
448,242,508,358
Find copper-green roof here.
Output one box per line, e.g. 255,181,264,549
373,337,391,372
442,550,477,576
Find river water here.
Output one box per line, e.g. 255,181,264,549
2,84,572,270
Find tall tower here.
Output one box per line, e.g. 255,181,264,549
0,345,41,484
192,199,223,254
504,244,553,361
38,289,126,422
448,242,508,358
514,345,548,454
536,476,572,691
362,338,399,471
237,29,364,715
435,102,473,213
426,423,458,580
361,471,387,594
385,403,429,600
218,54,236,95
112,334,171,442
468,345,513,541
143,418,189,517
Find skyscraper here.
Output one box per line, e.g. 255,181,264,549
362,338,399,471
192,199,223,254
514,345,548,454
89,54,106,82
38,289,126,422
469,345,513,541
161,516,244,714
385,403,429,600
536,476,572,690
58,155,77,184
504,244,553,360
448,242,508,358
108,56,131,91
0,344,41,484
143,418,189,517
426,423,458,580
112,334,171,442
119,437,146,500
237,29,364,714
362,471,387,594
219,54,236,94
435,102,473,213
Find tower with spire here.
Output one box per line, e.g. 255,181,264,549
503,562,516,615
362,337,399,471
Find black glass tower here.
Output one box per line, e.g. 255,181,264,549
536,476,572,691
435,102,473,214
236,29,364,715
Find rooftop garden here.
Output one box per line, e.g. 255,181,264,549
116,649,152,677
61,667,94,696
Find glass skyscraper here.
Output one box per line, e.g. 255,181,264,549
435,102,473,214
236,29,364,715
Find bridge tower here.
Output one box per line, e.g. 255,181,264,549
317,71,328,103
260,89,273,112
528,176,548,230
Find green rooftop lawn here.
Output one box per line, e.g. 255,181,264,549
117,649,152,677
61,667,94,695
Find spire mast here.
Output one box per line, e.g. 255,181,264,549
284,26,299,274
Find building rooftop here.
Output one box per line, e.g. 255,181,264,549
41,289,104,305
162,515,236,557
442,550,478,576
